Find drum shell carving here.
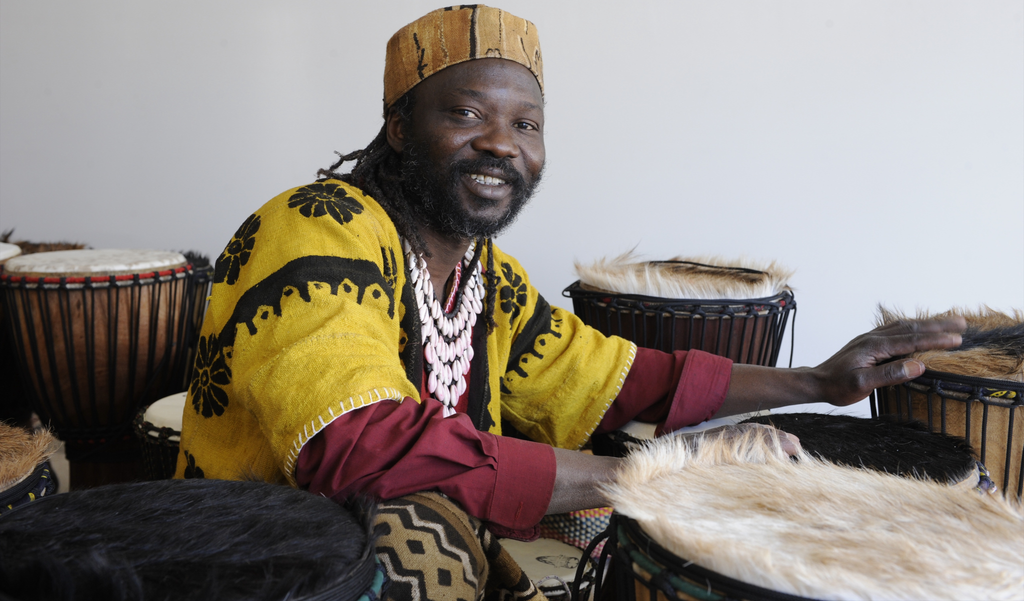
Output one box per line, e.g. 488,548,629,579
1,267,193,465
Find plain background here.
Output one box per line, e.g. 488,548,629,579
2,1,1022,417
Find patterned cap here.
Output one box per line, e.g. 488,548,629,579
384,5,543,110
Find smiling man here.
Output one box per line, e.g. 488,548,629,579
175,5,964,600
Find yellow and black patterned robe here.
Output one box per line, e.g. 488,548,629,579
174,180,635,485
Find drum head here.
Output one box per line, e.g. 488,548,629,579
141,392,186,441
740,413,979,486
604,431,1024,599
4,249,186,277
0,242,21,264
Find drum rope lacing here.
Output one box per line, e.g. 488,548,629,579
403,238,484,417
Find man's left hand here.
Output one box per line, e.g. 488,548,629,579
811,315,965,407
717,315,965,417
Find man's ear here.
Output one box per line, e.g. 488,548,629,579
385,108,406,154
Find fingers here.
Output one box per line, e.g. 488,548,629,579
862,316,964,363
901,359,926,380
873,315,966,337
843,358,925,398
779,431,802,457
877,330,963,359
700,424,802,457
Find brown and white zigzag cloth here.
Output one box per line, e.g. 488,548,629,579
374,492,546,601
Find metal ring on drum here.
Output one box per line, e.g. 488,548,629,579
0,249,198,490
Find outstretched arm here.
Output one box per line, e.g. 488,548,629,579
716,315,966,417
546,317,965,515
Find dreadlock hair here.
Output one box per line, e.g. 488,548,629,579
316,93,500,333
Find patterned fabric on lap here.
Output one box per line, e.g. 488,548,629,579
374,491,547,601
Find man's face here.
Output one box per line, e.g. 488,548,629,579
389,58,546,239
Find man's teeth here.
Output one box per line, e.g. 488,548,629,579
469,174,506,186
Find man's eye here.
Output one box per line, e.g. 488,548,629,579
514,121,538,131
453,109,477,118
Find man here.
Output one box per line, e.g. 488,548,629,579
176,5,964,599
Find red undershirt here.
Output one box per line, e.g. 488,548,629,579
296,342,731,535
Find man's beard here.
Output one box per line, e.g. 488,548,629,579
400,141,542,239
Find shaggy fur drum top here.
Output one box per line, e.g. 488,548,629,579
574,251,793,300
877,307,1024,382
602,430,1024,601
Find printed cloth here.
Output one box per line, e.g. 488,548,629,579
174,180,635,485
376,491,547,600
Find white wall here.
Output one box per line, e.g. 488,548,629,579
2,1,1021,417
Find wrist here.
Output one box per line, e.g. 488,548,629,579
795,365,828,405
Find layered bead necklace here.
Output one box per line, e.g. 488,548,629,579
404,239,485,417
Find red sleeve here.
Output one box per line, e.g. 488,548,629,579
598,347,732,435
295,397,556,531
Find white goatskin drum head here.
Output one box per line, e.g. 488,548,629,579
500,537,591,598
0,242,21,263
4,249,186,276
143,392,187,441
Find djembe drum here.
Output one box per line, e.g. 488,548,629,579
564,255,795,365
0,479,386,601
133,391,186,480
0,249,197,489
588,426,1023,601
872,308,1024,498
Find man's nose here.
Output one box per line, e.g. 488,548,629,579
470,121,520,159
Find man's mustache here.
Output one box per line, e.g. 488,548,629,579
450,157,527,191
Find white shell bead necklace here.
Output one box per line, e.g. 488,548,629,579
404,239,484,417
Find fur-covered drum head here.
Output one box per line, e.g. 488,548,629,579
564,253,795,365
601,431,1024,601
0,479,386,601
872,307,1024,498
0,249,198,490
